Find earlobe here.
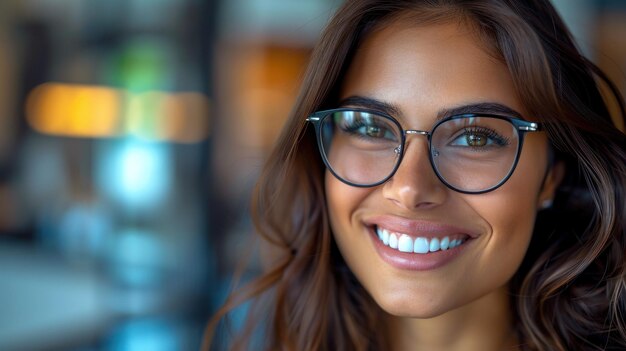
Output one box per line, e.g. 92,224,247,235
537,160,565,208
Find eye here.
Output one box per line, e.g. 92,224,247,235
450,127,509,148
341,120,398,142
364,125,384,138
464,132,488,147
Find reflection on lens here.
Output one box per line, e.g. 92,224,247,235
431,117,519,192
321,111,401,185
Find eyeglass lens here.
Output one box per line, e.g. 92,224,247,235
319,110,521,192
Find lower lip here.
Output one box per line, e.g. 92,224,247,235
368,227,471,271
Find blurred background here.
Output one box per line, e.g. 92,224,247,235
0,0,624,350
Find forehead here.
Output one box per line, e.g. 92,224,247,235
339,19,527,124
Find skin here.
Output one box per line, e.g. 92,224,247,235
325,19,563,351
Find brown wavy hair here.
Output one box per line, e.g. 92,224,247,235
203,1,626,350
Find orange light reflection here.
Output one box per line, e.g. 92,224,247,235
26,83,210,143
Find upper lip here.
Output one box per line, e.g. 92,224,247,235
363,215,481,239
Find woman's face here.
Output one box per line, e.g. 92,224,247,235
326,19,559,318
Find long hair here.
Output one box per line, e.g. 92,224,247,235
204,1,626,350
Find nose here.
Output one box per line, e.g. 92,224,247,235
382,138,447,210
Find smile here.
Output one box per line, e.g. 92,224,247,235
375,226,469,254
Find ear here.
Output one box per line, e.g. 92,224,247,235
537,160,565,208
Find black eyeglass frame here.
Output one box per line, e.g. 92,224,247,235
306,108,542,194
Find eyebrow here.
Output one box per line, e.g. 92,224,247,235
437,103,524,120
338,95,525,121
338,96,402,117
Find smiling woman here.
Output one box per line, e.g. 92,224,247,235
204,1,626,351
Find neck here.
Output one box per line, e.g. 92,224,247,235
387,285,520,351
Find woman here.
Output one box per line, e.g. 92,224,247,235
205,0,626,350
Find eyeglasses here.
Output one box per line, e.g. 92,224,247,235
306,108,541,194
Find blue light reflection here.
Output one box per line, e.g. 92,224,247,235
96,139,171,211
106,318,180,351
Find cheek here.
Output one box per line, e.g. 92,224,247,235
325,171,375,267
473,180,541,233
325,171,364,232
469,191,537,250
465,141,548,274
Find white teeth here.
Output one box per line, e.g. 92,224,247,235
382,229,390,245
414,237,429,254
429,237,440,252
389,233,398,249
440,237,450,250
375,227,467,254
398,235,413,252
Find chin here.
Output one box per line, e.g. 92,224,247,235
372,291,459,319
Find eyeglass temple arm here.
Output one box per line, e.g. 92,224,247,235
518,122,540,132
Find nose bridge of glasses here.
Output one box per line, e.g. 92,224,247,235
404,130,430,136
394,129,431,156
